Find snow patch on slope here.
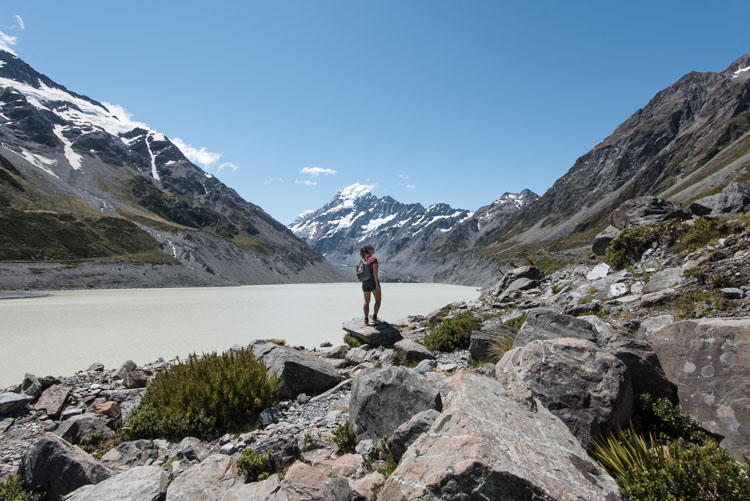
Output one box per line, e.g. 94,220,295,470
52,125,83,170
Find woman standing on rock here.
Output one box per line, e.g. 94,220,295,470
360,244,381,325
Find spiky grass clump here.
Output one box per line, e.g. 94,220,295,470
487,331,517,363
122,349,280,441
0,476,39,501
332,421,358,454
422,311,481,352
237,448,275,483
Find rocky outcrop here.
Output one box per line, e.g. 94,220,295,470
165,454,239,501
349,366,442,440
605,334,677,402
593,225,621,255
512,308,600,349
387,409,440,462
650,318,750,460
483,265,544,297
690,182,750,215
497,338,633,447
64,465,168,501
20,433,112,501
381,371,622,500
252,343,339,399
610,196,691,229
279,461,353,501
392,339,434,366
54,413,114,445
341,319,402,346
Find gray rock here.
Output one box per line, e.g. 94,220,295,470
721,287,744,299
413,359,437,375
251,433,301,471
355,439,377,458
381,371,622,500
35,384,72,417
393,339,435,366
166,454,239,501
103,440,159,467
350,366,442,440
605,334,677,402
513,308,599,349
219,443,236,455
498,338,633,448
586,263,610,280
644,267,683,293
0,392,33,415
639,314,674,338
593,225,620,255
341,319,403,346
54,413,114,445
20,432,112,501
387,409,440,462
61,407,85,420
609,282,628,298
714,182,750,214
484,265,544,297
344,347,369,364
123,370,148,389
579,315,617,346
21,373,42,399
169,437,209,464
64,465,168,501
279,461,353,501
86,363,105,372
639,288,677,307
115,360,137,380
689,195,719,216
257,407,282,427
499,278,539,299
219,474,284,501
469,320,516,363
563,301,602,317
252,343,339,399
650,318,750,460
0,417,13,434
610,196,690,229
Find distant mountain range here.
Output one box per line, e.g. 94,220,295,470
289,183,537,282
0,50,342,287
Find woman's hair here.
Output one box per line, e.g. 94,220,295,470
360,244,375,259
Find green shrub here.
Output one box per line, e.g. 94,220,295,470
237,448,275,483
606,224,664,270
378,437,398,478
422,311,481,352
344,333,363,348
332,420,358,454
503,313,528,331
0,476,39,501
635,394,713,444
122,349,280,441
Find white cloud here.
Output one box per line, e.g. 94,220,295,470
0,15,24,55
398,174,409,179
300,166,337,177
172,137,222,167
217,162,237,173
406,184,416,189
295,179,318,186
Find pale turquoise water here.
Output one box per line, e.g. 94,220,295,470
0,283,478,387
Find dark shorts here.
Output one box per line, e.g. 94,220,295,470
362,278,377,292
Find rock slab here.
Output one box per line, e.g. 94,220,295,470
341,319,403,346
381,371,622,500
0,392,33,415
166,454,239,501
650,318,750,460
35,384,72,417
513,308,599,349
349,366,442,440
252,343,339,399
64,465,168,501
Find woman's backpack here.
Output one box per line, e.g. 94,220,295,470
356,258,372,282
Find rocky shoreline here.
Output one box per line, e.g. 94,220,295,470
1,194,750,500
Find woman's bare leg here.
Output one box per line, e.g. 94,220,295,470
372,287,381,320
363,290,371,323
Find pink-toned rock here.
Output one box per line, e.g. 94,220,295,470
279,461,352,501
94,401,121,420
35,384,72,417
381,371,622,501
311,453,364,478
350,471,385,499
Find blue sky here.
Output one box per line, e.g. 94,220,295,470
1,1,748,224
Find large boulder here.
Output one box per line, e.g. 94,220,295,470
393,339,435,366
592,225,621,255
341,319,402,346
100,440,159,468
278,461,353,501
165,454,239,501
609,196,690,229
513,308,600,349
605,334,677,403
387,409,440,462
54,413,114,445
497,338,633,448
20,432,112,501
692,182,750,215
219,474,284,501
381,371,622,500
35,384,72,418
484,265,544,297
349,366,442,440
249,433,301,471
650,318,750,460
64,466,168,501
0,392,33,415
469,319,516,363
21,373,42,399
252,343,339,398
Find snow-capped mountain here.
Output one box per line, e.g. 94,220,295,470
0,49,341,287
290,183,536,282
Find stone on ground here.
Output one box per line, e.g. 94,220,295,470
512,308,599,349
165,454,239,501
279,461,353,501
349,366,442,440
650,318,750,460
64,465,168,501
592,225,620,255
469,319,517,362
484,265,544,297
252,342,339,398
34,384,72,418
341,319,403,346
393,339,435,366
643,267,683,293
381,371,622,500
0,392,33,415
54,413,114,445
387,408,440,461
219,474,284,501
586,263,610,281
497,338,632,448
21,373,42,399
20,432,112,501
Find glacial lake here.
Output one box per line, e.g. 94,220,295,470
0,283,479,388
